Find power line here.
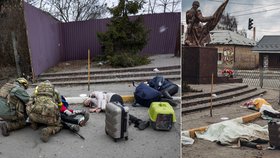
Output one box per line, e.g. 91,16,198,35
207,0,263,6
233,7,280,17
256,29,280,33
229,2,280,14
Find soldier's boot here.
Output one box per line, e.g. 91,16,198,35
40,128,50,143
75,110,90,126
0,121,9,136
41,124,63,142
78,117,86,127
30,122,39,130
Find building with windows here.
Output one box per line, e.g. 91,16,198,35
252,35,280,68
207,30,257,69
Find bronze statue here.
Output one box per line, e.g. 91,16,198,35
185,0,229,47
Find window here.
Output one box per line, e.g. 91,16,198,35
218,52,222,61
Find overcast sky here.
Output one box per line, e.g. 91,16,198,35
182,0,280,41
105,0,181,15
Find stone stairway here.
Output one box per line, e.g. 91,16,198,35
182,84,266,114
33,65,181,86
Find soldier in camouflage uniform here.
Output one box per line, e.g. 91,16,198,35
26,80,64,142
0,78,30,136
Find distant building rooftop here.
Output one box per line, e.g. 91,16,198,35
208,30,256,46
252,35,280,53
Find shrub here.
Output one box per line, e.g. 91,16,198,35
108,53,150,67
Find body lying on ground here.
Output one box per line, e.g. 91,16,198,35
244,97,280,118
83,91,149,130
60,95,89,127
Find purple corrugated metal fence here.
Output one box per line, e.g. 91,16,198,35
61,18,110,61
62,13,180,61
24,3,62,76
24,3,180,76
140,13,180,55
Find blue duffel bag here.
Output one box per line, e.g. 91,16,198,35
134,82,161,107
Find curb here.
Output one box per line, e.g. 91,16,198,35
41,65,181,76
65,95,135,104
31,75,181,86
186,111,261,139
66,95,180,104
121,95,135,103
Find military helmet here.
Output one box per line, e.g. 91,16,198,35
16,78,29,89
193,1,200,7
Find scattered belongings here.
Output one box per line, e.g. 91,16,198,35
148,76,179,99
148,102,176,131
153,68,160,72
132,76,179,107
268,120,280,149
133,82,162,107
220,117,229,120
83,91,150,131
243,98,280,119
211,94,217,97
105,102,129,142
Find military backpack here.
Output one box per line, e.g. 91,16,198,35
27,81,60,125
0,83,21,119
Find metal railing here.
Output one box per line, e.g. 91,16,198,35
232,68,280,105
233,68,279,89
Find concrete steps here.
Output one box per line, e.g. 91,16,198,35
40,65,180,77
33,65,181,86
182,84,266,114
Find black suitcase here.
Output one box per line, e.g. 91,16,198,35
105,102,129,142
268,120,280,149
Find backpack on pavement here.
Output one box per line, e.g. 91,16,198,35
134,82,161,107
148,76,179,98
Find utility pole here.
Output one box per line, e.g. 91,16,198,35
248,18,255,41
253,27,256,41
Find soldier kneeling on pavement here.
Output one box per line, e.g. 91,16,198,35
27,80,88,142
26,80,64,142
0,78,30,136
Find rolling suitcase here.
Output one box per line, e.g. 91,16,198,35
105,102,129,142
268,120,280,149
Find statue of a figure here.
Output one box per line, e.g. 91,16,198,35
185,0,229,47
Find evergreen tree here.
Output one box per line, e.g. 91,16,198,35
97,0,149,56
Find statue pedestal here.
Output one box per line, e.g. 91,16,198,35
182,47,218,84
182,46,242,84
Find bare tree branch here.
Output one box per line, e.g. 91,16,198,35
25,0,107,22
